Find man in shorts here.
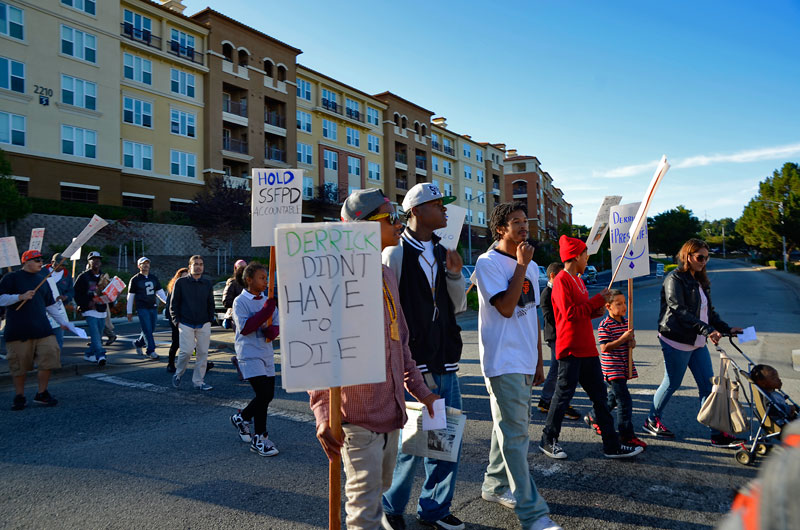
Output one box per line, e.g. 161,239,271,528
0,250,70,410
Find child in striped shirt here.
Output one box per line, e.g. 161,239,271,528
594,289,646,448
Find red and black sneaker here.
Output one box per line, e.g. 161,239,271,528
621,435,648,449
643,417,675,438
583,414,602,435
710,432,745,448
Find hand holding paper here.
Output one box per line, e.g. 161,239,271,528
738,326,757,343
66,323,88,339
422,398,446,431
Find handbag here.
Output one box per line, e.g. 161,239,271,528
697,353,747,433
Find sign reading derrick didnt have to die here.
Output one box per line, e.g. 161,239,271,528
275,222,386,392
251,168,303,247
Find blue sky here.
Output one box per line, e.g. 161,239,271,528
182,0,800,226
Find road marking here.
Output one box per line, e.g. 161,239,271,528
539,462,567,477
84,373,168,393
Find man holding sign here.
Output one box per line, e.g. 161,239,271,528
309,189,439,530
74,251,109,366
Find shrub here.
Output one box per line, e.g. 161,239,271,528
467,288,479,311
664,264,678,272
30,198,191,225
767,260,784,270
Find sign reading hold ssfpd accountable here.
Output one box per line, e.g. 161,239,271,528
433,204,467,251
275,222,386,392
0,236,21,268
609,202,649,282
251,168,303,247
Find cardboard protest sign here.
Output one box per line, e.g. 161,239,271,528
251,168,303,247
29,228,45,252
275,222,385,392
70,238,81,261
433,204,467,251
609,202,650,282
586,196,622,256
0,237,21,268
95,276,126,304
62,215,108,259
627,156,669,248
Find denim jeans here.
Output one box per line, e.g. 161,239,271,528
606,378,633,438
539,340,558,402
85,316,106,359
382,372,462,521
137,308,158,354
649,338,719,435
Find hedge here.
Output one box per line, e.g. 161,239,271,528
30,198,191,225
664,264,678,272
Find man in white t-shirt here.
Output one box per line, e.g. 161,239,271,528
474,202,560,530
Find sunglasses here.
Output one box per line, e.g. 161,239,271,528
30,258,43,262
367,211,401,224
692,254,708,263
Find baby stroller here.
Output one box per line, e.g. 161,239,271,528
720,336,798,466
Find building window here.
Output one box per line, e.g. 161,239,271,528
322,119,337,140
122,195,153,210
478,211,485,225
170,200,190,212
123,53,151,85
170,68,195,98
122,9,152,42
478,193,485,204
442,160,452,176
0,2,24,40
297,142,313,165
443,138,452,151
367,107,379,126
303,176,314,199
61,185,97,204
444,182,453,196
463,144,471,158
123,96,152,128
61,75,96,110
170,149,196,178
477,169,484,183
14,179,27,196
464,166,472,180
61,125,96,158
170,109,196,137
122,140,152,170
476,149,484,162
432,156,439,172
345,98,360,120
61,25,96,63
368,161,381,181
296,110,312,133
169,28,195,60
321,88,337,106
347,156,361,176
346,127,360,147
467,209,473,223
0,56,24,93
0,111,25,146
464,186,472,201
296,78,311,100
323,149,337,170
61,0,95,15
367,134,379,153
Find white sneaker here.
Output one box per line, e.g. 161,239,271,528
83,353,97,363
147,351,159,360
530,515,562,530
481,489,516,509
251,434,279,457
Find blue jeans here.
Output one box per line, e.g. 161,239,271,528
382,372,462,521
85,316,107,359
607,378,633,438
539,340,558,402
137,308,158,354
649,338,719,435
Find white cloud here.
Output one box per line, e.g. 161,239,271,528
593,160,660,178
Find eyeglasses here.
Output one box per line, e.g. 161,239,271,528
30,258,43,263
367,211,401,224
692,254,708,263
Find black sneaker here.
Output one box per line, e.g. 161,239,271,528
166,364,176,373
33,390,58,407
419,514,464,530
643,417,675,438
604,443,643,459
538,439,568,459
537,398,550,413
105,334,117,346
564,406,581,420
383,513,406,530
11,394,26,411
710,433,745,448
206,361,215,372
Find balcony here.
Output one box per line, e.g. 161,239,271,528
492,182,500,195
395,152,408,165
120,23,161,50
224,175,250,190
443,145,455,156
321,98,342,115
223,99,247,117
415,156,426,170
396,178,408,190
223,137,248,154
264,111,286,128
512,185,528,198
345,107,365,123
266,146,286,162
431,140,441,151
168,40,203,65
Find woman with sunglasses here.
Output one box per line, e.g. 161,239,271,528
644,238,743,447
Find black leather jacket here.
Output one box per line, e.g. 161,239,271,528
658,269,730,345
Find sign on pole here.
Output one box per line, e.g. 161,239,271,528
0,236,21,268
69,238,81,261
609,202,650,282
433,204,467,250
62,215,108,259
251,168,303,247
29,228,45,252
275,221,385,392
586,196,622,256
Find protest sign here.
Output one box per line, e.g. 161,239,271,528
401,403,466,463
0,237,21,268
62,215,108,259
251,168,303,247
586,196,622,256
96,276,126,304
29,228,45,252
433,204,467,250
275,221,385,392
609,202,649,282
70,239,81,261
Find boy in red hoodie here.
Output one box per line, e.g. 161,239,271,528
538,235,643,460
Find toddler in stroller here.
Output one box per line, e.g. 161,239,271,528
751,364,798,423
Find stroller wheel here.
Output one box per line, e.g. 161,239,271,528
755,443,769,456
735,448,752,466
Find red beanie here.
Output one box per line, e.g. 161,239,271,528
559,235,587,262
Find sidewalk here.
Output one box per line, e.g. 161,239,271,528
733,258,800,298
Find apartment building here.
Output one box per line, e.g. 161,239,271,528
430,119,458,205
481,142,506,211
190,8,300,192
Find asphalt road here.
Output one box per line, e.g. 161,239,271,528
1,259,798,529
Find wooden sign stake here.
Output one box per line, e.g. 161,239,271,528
328,386,343,530
627,278,634,379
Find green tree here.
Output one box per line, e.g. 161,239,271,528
186,175,250,250
736,162,800,254
700,217,745,252
647,205,701,259
0,148,31,236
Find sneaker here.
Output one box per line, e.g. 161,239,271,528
230,411,252,442
537,398,550,413
539,439,567,459
251,434,279,457
530,515,563,530
621,435,648,449
711,433,745,448
419,514,464,530
206,361,215,372
33,390,58,407
147,351,159,360
172,374,181,388
166,364,176,373
643,417,675,438
382,513,406,530
105,334,117,346
604,443,644,459
583,414,602,435
83,353,98,363
135,339,144,356
194,382,213,391
481,489,516,509
564,406,581,420
11,394,26,411
97,356,106,367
